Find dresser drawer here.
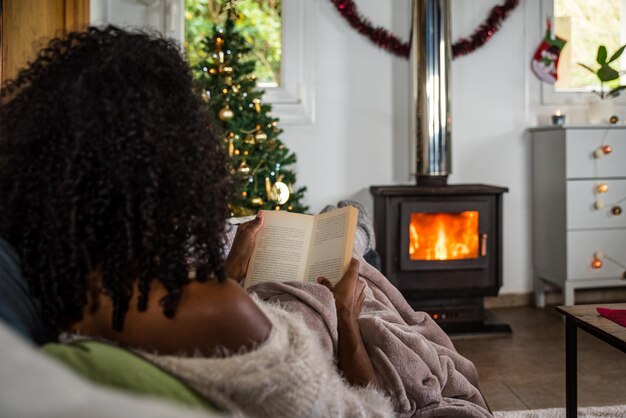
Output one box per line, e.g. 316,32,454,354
567,179,626,229
567,230,626,280
566,129,626,179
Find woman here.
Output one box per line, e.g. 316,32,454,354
0,27,392,417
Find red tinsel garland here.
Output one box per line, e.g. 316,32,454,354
330,0,520,59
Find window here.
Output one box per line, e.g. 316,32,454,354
540,0,626,104
185,0,314,123
554,0,624,92
185,0,282,87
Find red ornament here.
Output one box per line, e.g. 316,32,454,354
330,0,520,60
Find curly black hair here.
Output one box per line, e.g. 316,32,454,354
0,26,231,331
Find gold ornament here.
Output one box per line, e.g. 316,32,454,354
218,106,234,122
275,206,281,210
234,149,240,155
225,76,233,86
218,51,225,63
287,205,293,211
223,66,233,74
251,197,263,206
272,181,291,205
255,131,267,142
232,85,240,93
264,177,272,196
215,37,224,48
253,98,261,112
242,191,247,197
265,177,291,205
229,203,255,217
237,161,250,174
209,68,216,74
244,135,256,145
228,139,234,156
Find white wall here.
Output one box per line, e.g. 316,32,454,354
281,0,409,212
282,0,533,294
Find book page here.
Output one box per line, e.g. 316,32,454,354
304,206,358,284
244,211,314,288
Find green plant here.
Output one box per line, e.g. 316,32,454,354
579,44,626,99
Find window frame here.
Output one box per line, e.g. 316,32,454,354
93,0,316,124
540,0,626,105
261,0,315,124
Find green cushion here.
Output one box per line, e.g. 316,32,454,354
42,340,218,414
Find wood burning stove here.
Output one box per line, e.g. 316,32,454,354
371,185,510,334
370,0,511,334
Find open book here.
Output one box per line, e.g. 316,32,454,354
244,206,358,289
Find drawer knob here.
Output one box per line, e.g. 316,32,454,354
612,206,623,216
594,200,605,210
602,145,613,154
597,183,609,193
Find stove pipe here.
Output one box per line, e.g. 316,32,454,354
410,0,451,186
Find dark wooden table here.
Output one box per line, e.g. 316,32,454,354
556,303,626,418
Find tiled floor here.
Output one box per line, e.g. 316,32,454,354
453,306,626,412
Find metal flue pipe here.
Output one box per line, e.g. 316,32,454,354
410,0,452,186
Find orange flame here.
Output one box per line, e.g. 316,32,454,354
409,211,479,261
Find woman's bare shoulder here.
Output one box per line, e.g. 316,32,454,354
75,278,272,356
173,279,273,353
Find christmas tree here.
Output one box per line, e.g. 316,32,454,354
193,14,308,217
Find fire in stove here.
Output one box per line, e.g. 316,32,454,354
408,212,479,261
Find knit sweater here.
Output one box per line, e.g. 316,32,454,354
141,297,394,418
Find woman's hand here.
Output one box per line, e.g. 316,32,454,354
318,259,365,323
224,212,264,284
318,259,380,388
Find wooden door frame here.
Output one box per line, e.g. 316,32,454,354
1,0,4,84
0,0,89,85
65,0,90,33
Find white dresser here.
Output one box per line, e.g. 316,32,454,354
531,126,626,306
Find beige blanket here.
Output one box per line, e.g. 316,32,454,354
250,255,492,418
